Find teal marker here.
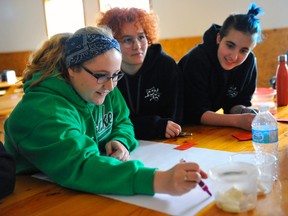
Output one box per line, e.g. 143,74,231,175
250,109,257,114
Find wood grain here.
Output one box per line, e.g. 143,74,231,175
0,106,287,215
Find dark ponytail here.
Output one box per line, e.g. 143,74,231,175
219,3,264,43
247,3,263,17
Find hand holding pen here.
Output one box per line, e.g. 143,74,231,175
153,158,210,196
180,159,212,196
106,140,130,161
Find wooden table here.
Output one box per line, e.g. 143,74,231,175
0,81,15,89
0,92,23,116
0,107,287,216
0,92,23,142
0,77,23,96
0,77,22,89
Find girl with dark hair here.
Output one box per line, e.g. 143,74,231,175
179,3,263,131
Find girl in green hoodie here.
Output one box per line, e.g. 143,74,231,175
4,26,207,196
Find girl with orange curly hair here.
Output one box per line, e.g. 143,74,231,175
97,7,183,140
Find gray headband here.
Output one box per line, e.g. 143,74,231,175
65,33,121,68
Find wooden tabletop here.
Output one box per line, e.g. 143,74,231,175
0,77,22,89
0,81,15,89
0,92,23,116
0,106,287,215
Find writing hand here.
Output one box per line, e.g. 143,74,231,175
105,140,130,161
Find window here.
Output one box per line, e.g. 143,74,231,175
44,0,85,38
43,0,150,38
99,0,151,12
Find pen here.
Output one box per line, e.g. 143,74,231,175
180,159,212,197
198,180,212,196
108,150,117,156
178,132,193,137
250,108,257,114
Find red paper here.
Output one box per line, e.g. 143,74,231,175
174,141,197,150
232,132,252,141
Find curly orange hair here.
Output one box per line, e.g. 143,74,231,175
96,7,159,44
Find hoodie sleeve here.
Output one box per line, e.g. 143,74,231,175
4,92,156,196
0,142,15,199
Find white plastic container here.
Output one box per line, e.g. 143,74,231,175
208,162,258,213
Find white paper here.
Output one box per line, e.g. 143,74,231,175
32,140,235,215
103,140,235,216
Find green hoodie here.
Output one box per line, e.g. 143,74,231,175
4,70,156,195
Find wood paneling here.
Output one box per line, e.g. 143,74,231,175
0,27,287,87
253,28,288,87
160,36,202,62
0,51,31,76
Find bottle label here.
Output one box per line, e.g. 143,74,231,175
252,129,278,143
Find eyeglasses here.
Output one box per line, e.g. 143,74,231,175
119,34,148,49
81,65,124,84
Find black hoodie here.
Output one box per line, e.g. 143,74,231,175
117,44,183,139
178,24,257,124
0,141,15,199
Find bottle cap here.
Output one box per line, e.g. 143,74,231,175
278,54,287,62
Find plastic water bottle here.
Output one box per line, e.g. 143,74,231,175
251,105,279,179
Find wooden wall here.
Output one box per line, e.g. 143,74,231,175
0,27,287,87
252,28,288,87
160,36,203,63
0,51,31,77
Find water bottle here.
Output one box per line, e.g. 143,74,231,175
251,105,279,180
276,54,288,106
